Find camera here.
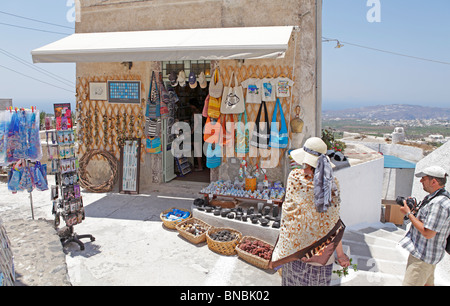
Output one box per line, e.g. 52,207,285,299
396,196,417,210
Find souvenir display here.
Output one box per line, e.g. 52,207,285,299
46,104,94,250
0,108,42,166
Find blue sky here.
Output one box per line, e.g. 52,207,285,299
0,0,449,113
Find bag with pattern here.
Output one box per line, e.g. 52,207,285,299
269,98,289,149
235,109,249,154
146,71,160,119
250,101,270,149
220,72,245,114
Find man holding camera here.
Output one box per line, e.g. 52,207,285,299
399,165,450,286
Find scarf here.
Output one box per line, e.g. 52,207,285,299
303,146,335,213
270,170,341,267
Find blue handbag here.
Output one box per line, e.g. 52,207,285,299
206,143,222,169
269,98,288,149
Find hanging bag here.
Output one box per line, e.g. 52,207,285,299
206,143,222,169
158,72,169,118
220,72,245,114
146,71,161,120
207,96,221,119
209,68,223,98
202,95,210,117
222,114,235,147
269,98,289,149
146,136,162,154
250,101,270,149
235,109,249,154
204,116,222,144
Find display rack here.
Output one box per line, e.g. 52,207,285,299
175,156,192,176
46,106,95,251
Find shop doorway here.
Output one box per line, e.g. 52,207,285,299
162,60,211,183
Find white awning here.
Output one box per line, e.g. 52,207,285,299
31,26,294,63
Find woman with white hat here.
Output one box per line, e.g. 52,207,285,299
270,137,350,286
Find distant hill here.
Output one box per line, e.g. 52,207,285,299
323,104,450,121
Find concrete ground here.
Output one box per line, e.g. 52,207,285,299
1,175,449,286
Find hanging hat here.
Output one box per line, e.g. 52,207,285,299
169,71,178,86
189,71,197,89
177,70,186,87
198,72,207,89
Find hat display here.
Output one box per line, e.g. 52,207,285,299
198,72,207,89
189,71,197,89
415,166,448,179
290,137,329,168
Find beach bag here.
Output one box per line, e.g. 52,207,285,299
207,96,221,119
8,165,21,193
209,68,223,98
206,143,221,169
250,101,270,149
146,71,161,119
202,95,210,117
32,161,48,191
204,116,222,144
269,98,289,149
146,136,162,154
222,114,235,147
220,72,245,114
146,118,161,138
158,72,169,118
235,109,249,154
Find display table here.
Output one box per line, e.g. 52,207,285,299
192,205,280,245
199,193,283,206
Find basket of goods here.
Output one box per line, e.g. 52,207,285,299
206,227,242,256
236,236,274,269
160,207,191,229
209,198,238,209
176,218,211,244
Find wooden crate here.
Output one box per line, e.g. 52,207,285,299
383,200,404,225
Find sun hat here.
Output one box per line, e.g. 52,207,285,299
290,137,329,168
189,71,197,89
169,71,178,86
198,72,207,89
177,70,186,87
415,166,448,179
290,137,335,213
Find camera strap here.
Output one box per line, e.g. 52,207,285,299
415,188,449,213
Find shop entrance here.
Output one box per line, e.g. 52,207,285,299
162,60,211,183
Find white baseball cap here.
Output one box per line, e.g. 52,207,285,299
415,166,448,179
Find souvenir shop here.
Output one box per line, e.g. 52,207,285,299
31,25,314,196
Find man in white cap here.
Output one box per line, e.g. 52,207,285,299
399,165,450,286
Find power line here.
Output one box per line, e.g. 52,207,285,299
0,64,75,94
0,22,72,36
0,10,74,29
322,36,450,66
0,48,75,87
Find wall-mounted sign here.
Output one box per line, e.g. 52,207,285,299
108,81,141,104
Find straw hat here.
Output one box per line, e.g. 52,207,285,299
290,137,328,168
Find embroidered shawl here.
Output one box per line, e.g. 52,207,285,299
270,169,341,267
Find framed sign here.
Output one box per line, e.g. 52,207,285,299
108,80,141,104
89,82,107,100
119,138,141,194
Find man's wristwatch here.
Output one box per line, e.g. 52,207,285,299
406,212,412,218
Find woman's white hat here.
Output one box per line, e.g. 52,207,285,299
290,137,329,168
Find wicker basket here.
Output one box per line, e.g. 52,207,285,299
235,236,274,270
160,207,191,229
206,227,242,256
176,218,211,244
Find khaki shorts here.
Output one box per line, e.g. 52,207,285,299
403,254,436,286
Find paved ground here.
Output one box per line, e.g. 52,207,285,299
1,175,449,286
